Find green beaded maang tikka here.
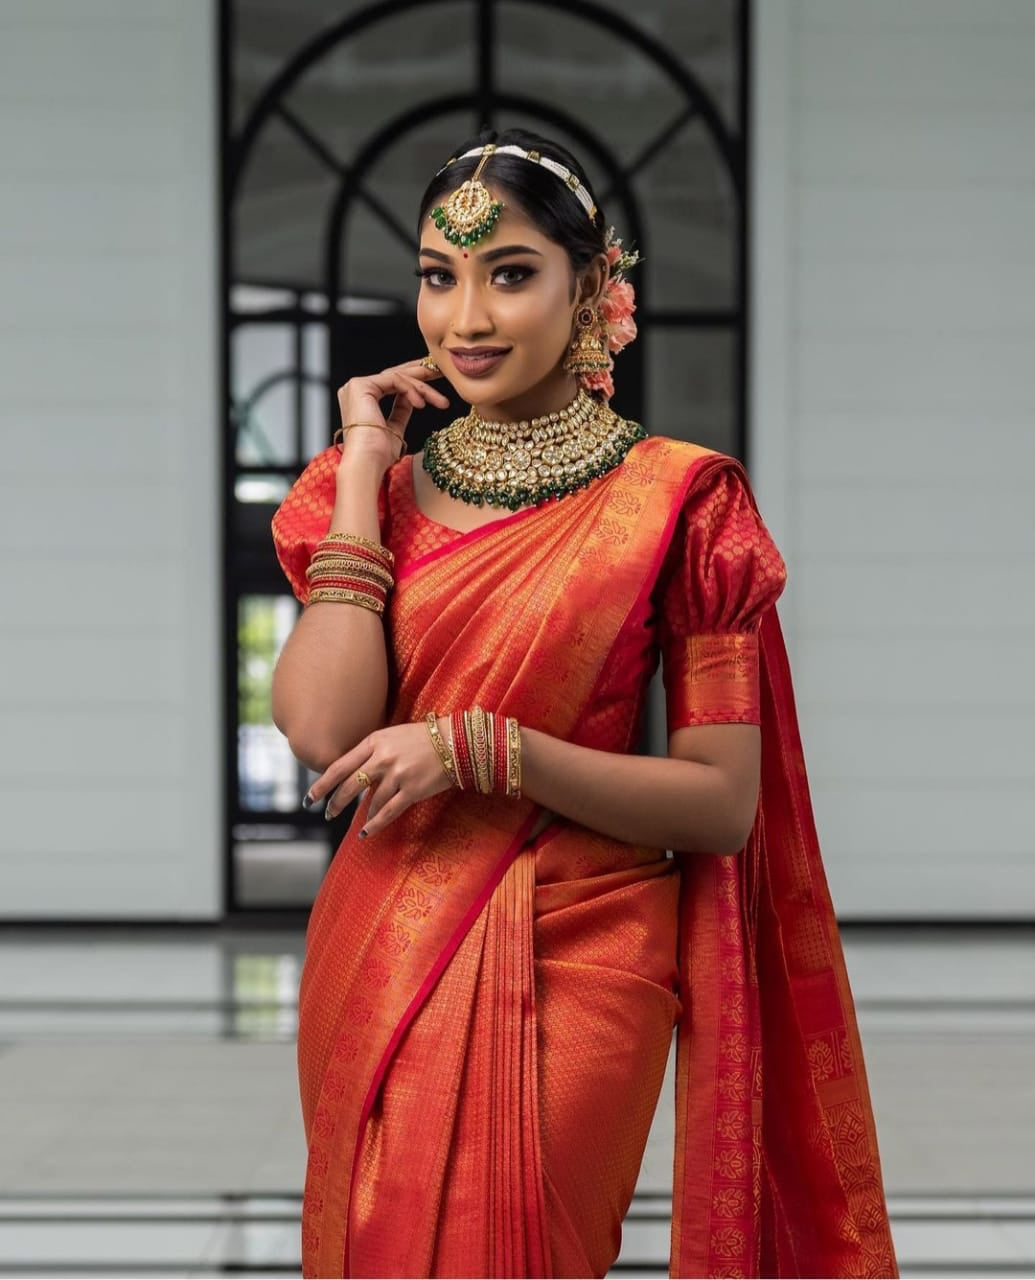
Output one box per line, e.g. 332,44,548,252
430,144,504,248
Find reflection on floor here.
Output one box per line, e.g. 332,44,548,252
0,924,1033,1277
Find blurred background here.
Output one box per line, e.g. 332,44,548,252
1,0,1033,1274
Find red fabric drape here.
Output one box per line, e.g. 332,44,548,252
672,600,898,1277
272,436,898,1278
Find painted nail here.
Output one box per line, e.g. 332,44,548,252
359,829,369,839
324,807,335,822
302,791,316,809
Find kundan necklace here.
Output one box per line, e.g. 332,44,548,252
422,388,647,510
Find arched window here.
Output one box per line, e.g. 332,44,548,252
221,0,750,916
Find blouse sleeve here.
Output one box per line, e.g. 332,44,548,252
657,464,787,732
270,446,388,605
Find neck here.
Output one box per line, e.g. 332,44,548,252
470,370,583,425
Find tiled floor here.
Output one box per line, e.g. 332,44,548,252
0,924,1033,1277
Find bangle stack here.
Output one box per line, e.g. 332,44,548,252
305,532,395,612
422,707,522,797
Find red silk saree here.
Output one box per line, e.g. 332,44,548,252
272,433,899,1279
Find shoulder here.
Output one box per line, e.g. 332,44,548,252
625,430,735,468
624,431,751,497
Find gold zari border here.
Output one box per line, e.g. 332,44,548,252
664,631,761,729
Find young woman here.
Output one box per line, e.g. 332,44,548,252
270,127,898,1279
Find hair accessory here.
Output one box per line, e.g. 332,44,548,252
435,144,598,222
430,145,505,248
574,226,642,401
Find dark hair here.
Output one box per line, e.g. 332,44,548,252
416,126,607,304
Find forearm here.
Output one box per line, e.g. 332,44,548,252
272,458,389,770
518,726,747,855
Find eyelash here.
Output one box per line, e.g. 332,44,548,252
413,265,536,289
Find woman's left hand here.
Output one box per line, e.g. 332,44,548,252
304,717,455,836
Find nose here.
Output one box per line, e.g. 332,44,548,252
450,280,495,340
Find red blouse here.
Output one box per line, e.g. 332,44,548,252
653,464,787,732
271,446,787,744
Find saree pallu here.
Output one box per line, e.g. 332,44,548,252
273,434,898,1278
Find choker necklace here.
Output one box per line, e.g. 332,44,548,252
422,388,647,510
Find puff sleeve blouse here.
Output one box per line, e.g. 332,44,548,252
655,464,788,734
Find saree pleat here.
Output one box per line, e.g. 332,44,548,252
348,893,491,1276
271,434,899,1278
533,834,681,1278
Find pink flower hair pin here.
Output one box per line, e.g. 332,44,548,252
579,226,643,400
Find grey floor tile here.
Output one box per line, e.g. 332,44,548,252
0,925,1032,1277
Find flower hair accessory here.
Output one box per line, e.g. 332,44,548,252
578,225,642,401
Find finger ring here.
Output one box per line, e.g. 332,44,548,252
355,770,372,788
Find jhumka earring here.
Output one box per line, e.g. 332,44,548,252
563,303,611,375
430,145,504,248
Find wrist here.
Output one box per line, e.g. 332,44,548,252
447,706,522,798
336,454,386,488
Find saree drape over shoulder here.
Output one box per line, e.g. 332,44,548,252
272,434,899,1279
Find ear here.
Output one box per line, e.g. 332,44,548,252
576,251,610,310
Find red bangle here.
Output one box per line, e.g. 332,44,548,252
450,709,478,792
492,712,508,792
304,574,387,595
311,543,392,572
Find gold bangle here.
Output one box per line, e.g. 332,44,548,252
485,712,495,792
470,706,492,795
462,709,482,794
424,712,457,784
310,549,394,572
319,531,395,565
446,718,464,790
506,715,522,799
333,422,407,458
306,587,385,613
305,557,395,587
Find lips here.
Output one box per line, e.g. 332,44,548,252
448,348,512,377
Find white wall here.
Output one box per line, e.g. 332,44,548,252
0,0,221,918
751,0,1035,918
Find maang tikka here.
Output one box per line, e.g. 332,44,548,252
430,143,600,248
430,144,504,248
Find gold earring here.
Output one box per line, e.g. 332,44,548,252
418,354,440,371
563,303,610,374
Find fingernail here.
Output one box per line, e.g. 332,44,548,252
324,808,335,822
302,791,316,809
359,829,369,839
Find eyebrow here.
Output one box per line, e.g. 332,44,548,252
418,244,545,263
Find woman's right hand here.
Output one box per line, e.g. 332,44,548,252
336,359,450,474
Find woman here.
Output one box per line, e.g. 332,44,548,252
271,127,899,1279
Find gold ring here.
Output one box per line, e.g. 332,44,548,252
355,770,372,788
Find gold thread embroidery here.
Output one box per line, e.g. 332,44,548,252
665,631,760,729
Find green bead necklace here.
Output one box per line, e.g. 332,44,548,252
422,388,648,511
